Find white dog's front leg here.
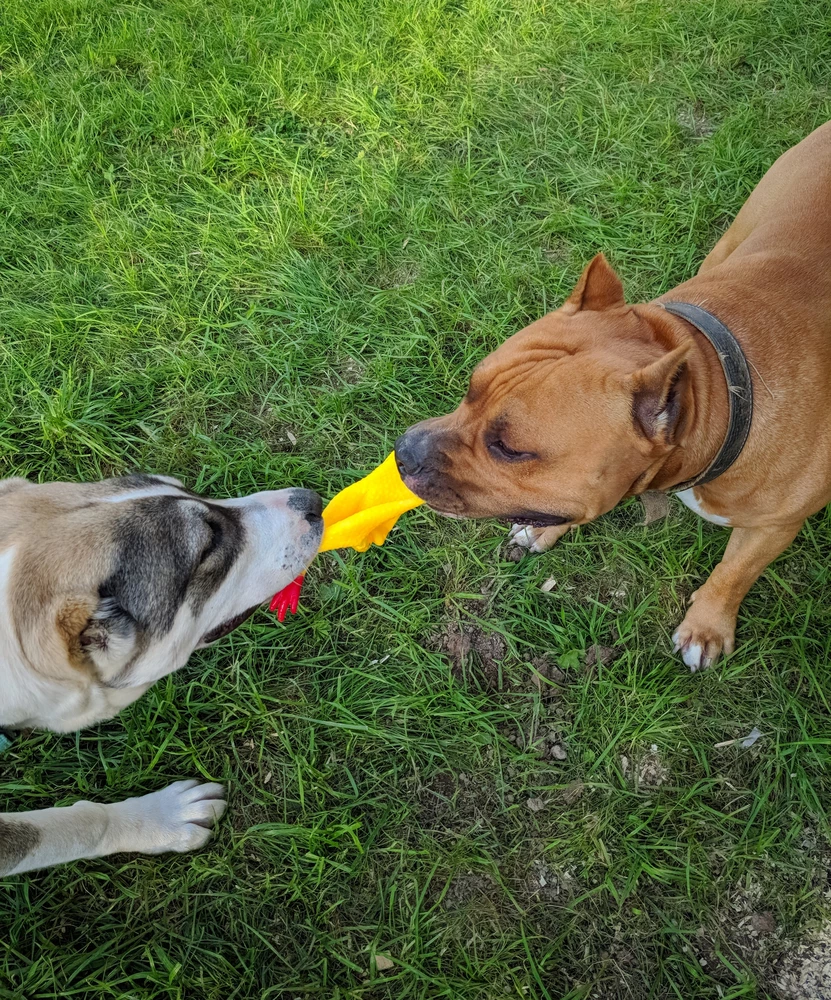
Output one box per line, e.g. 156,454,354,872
1,780,226,875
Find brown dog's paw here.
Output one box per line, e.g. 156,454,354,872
672,609,736,672
508,523,570,554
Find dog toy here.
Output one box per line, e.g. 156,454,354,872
270,452,422,620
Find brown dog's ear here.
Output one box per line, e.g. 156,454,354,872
563,254,625,313
628,343,692,444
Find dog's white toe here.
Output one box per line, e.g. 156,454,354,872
108,780,227,855
509,524,539,548
672,629,715,673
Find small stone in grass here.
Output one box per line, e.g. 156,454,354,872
540,577,557,593
526,796,547,813
585,644,619,670
561,780,585,805
374,953,394,972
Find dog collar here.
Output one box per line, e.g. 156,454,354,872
660,301,754,493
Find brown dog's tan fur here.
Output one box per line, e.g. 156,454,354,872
396,121,831,669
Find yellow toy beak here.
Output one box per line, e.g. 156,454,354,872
319,452,423,553
269,453,424,622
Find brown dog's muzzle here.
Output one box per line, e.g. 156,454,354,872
395,421,466,514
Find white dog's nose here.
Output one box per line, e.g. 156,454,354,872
286,488,323,520
244,487,323,523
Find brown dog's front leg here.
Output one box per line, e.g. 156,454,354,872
672,522,803,671
508,522,571,554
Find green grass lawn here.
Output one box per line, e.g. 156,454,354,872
2,0,831,996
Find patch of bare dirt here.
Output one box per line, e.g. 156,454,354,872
525,653,567,698
335,354,364,385
524,858,575,903
529,724,568,761
416,771,457,826
439,870,507,941
503,684,570,760
620,745,670,789
677,101,717,138
585,644,619,673
416,770,497,832
428,620,507,690
775,924,831,999
443,871,498,910
541,237,570,265
560,780,585,806
681,877,787,985
498,654,573,760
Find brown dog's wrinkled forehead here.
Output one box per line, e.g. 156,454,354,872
465,336,575,406
455,317,644,454
395,255,695,524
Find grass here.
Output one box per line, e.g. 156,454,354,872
1,0,831,996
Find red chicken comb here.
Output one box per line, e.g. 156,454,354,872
269,574,305,622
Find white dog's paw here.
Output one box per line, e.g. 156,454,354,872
508,522,569,554
107,780,227,856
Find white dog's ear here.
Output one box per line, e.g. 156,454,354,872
78,599,139,680
0,477,31,498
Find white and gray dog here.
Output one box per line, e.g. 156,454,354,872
0,473,322,875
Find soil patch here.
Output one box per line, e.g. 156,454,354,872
429,620,507,690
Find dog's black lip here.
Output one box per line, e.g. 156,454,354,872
503,514,571,527
200,604,260,645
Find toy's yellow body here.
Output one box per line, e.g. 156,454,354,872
319,452,423,553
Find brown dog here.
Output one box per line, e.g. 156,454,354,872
395,121,831,671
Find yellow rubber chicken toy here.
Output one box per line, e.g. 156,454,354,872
319,450,423,552
270,452,423,619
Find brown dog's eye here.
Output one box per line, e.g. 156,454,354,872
488,439,535,462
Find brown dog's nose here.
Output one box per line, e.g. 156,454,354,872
394,428,431,477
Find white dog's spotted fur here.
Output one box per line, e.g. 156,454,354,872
1,474,322,875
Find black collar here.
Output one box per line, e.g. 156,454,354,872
661,301,754,492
